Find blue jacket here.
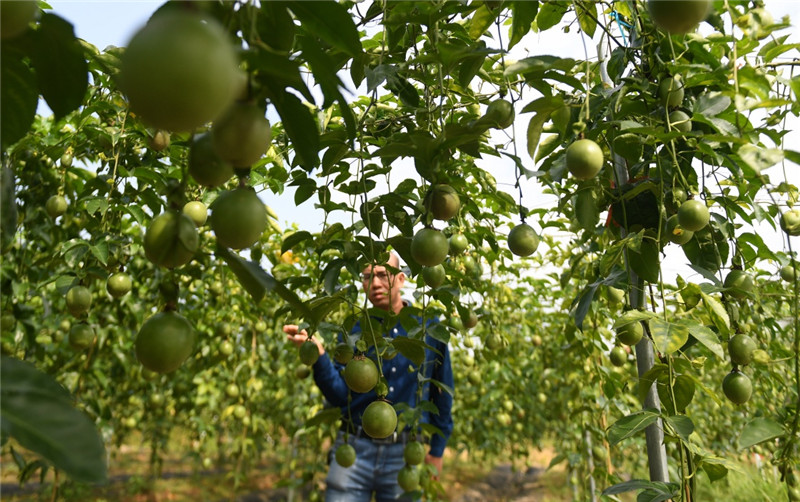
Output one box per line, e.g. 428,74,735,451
312,316,454,457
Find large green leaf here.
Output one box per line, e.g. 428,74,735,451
680,319,724,359
391,337,427,367
1,43,38,149
29,13,88,120
509,1,539,49
607,409,660,446
650,318,689,355
739,417,785,450
289,1,362,57
627,239,659,284
263,81,320,170
0,356,107,483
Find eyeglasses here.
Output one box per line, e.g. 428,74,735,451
361,271,391,282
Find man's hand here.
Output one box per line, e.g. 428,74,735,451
283,324,325,355
425,454,443,480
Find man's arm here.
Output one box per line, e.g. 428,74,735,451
283,324,349,407
427,338,454,469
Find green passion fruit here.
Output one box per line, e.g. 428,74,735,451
397,465,421,492
144,210,199,268
449,233,468,255
507,223,540,257
361,400,397,439
728,333,757,366
666,215,694,245
299,339,320,366
781,209,800,236
403,440,426,465
189,133,234,187
658,75,685,108
566,139,604,180
333,343,355,365
609,346,628,367
209,187,267,250
421,264,446,288
344,356,379,393
723,270,754,299
780,265,797,282
335,444,356,468
66,285,92,317
69,323,95,350
722,370,752,405
648,0,712,34
1,0,38,40
411,228,449,267
120,11,241,132
211,102,272,168
668,110,692,133
46,195,68,218
182,201,208,227
106,272,132,298
483,99,515,129
135,311,195,374
428,185,460,221
677,199,710,232
616,321,643,346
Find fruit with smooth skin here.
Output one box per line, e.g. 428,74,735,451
66,285,92,317
397,465,420,492
507,223,540,257
135,311,195,373
106,272,132,298
610,346,628,367
144,211,199,268
46,195,68,218
658,75,685,108
722,370,752,404
729,333,757,366
566,139,604,180
182,201,208,227
226,383,239,398
147,130,170,151
333,343,355,365
1,0,38,40
668,110,692,133
299,339,320,366
666,215,694,245
189,133,234,187
648,0,712,34
344,357,379,393
464,311,479,329
404,441,426,466
219,340,234,356
212,102,272,167
411,228,448,267
209,187,267,249
335,444,356,468
361,400,397,439
616,321,643,346
607,286,625,305
724,270,754,299
677,199,710,232
780,265,797,282
421,265,446,288
482,99,514,129
449,233,468,255
69,323,95,350
119,12,241,132
428,185,460,221
781,209,800,236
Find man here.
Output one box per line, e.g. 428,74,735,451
284,252,453,501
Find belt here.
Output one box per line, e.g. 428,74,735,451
340,424,412,445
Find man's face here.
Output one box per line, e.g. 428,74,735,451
361,264,403,310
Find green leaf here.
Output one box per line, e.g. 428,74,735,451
391,337,426,367
534,1,568,32
257,1,296,52
1,168,18,251
288,1,362,57
385,73,420,108
638,364,668,405
216,247,309,319
0,356,107,483
575,1,597,37
613,310,656,329
321,259,345,295
664,414,694,442
1,44,38,149
607,409,660,446
281,230,313,255
247,50,314,103
263,82,320,170
467,3,497,40
571,282,599,331
693,92,731,118
737,144,783,174
679,319,724,359
509,1,539,49
701,292,729,336
738,417,785,450
650,318,689,355
627,239,659,283
305,407,341,427
88,241,109,266
29,14,88,120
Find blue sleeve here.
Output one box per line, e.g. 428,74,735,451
428,340,454,457
312,353,349,408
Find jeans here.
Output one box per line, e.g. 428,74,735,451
326,431,418,502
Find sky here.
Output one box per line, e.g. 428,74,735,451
44,1,800,285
